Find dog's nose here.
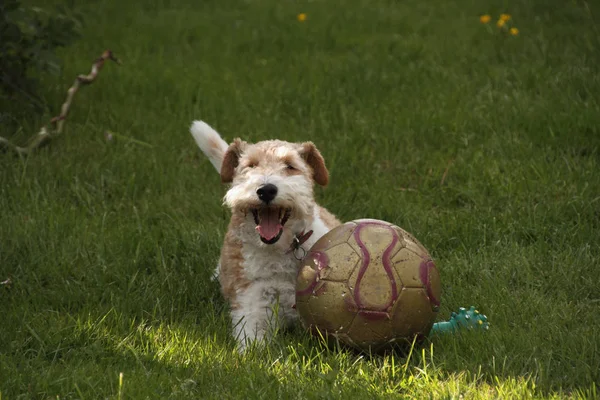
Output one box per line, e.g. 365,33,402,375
257,184,278,204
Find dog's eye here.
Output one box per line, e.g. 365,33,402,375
286,163,296,171
247,162,257,168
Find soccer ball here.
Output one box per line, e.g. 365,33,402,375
295,219,441,353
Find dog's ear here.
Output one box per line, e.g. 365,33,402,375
300,142,329,186
221,138,245,183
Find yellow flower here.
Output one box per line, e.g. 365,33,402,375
500,13,512,22
510,27,519,35
479,14,491,24
497,19,506,28
297,13,307,22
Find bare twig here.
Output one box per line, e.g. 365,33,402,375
0,136,29,155
0,50,121,155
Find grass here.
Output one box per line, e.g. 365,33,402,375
1,0,599,398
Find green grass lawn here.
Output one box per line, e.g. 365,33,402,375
1,0,599,398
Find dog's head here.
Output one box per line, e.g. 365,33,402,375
221,139,329,247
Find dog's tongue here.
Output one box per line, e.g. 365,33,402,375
256,208,282,241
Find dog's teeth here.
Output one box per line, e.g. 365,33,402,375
251,209,260,225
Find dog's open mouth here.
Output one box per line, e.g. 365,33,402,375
251,207,291,244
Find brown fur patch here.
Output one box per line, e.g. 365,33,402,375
300,142,329,186
317,206,341,229
221,138,246,183
219,212,250,309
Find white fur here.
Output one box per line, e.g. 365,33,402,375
231,208,331,348
190,120,229,173
191,120,337,350
310,207,331,245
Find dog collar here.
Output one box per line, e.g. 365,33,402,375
287,230,313,260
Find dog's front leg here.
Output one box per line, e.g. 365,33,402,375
230,306,269,351
230,281,289,351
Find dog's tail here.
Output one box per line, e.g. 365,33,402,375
190,120,229,173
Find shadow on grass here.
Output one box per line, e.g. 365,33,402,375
2,257,597,400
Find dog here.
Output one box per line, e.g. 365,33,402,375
190,120,340,350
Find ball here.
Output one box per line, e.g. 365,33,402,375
295,219,441,352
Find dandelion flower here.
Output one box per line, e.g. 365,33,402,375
510,27,519,35
497,19,506,28
297,13,307,22
500,13,512,22
480,14,491,24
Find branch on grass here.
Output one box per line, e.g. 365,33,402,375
0,50,121,156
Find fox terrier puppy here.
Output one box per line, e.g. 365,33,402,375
191,120,340,350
